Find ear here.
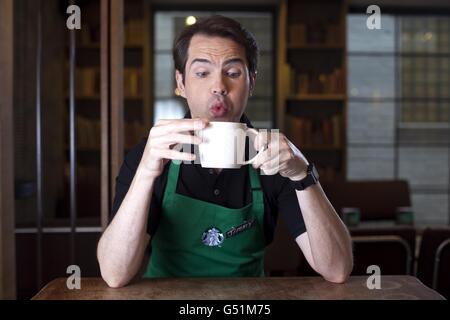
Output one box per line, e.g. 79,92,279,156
175,70,186,98
249,72,257,96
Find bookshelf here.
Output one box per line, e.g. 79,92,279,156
65,0,152,151
67,1,150,153
278,0,348,183
62,0,152,218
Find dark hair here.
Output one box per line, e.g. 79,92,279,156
173,15,259,81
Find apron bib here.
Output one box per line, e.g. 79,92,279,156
144,161,265,277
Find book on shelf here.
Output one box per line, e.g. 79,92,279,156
68,116,146,152
288,24,307,46
77,23,100,46
70,65,142,100
331,115,341,148
287,115,341,148
124,68,143,98
75,68,100,98
325,23,341,46
125,19,144,46
291,68,344,95
76,116,101,150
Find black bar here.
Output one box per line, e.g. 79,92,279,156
69,0,77,266
35,0,43,291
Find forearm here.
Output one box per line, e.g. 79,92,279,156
97,164,155,287
296,182,353,282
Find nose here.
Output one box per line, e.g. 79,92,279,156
211,74,228,96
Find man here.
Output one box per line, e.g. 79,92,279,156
97,15,353,288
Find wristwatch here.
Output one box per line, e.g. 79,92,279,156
290,163,320,191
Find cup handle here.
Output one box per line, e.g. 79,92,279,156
242,128,261,165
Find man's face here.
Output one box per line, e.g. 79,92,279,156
175,34,255,122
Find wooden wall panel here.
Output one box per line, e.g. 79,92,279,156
101,0,111,230
110,0,124,204
0,0,17,300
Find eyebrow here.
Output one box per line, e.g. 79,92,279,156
223,58,245,67
190,58,211,67
190,58,245,68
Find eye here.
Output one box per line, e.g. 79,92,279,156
226,71,241,78
195,71,209,78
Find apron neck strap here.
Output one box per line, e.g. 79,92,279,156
167,161,263,202
248,165,263,204
166,160,181,196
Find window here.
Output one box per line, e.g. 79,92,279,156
400,17,450,124
347,13,450,225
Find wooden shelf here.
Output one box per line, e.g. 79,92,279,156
280,0,348,180
287,44,344,50
71,44,143,50
287,94,346,101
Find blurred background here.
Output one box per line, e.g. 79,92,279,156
0,0,449,300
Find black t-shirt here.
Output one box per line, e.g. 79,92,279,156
111,114,306,245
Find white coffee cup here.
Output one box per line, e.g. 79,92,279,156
196,122,260,169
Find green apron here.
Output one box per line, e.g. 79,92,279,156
144,161,266,277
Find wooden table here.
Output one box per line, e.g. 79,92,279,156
32,276,444,300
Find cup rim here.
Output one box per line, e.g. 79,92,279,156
207,121,247,128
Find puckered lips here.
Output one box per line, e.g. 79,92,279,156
209,100,229,118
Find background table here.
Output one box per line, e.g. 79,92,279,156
32,276,444,300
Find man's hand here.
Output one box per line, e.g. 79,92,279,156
251,131,309,181
139,118,209,179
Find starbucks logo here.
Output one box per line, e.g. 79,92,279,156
201,227,224,247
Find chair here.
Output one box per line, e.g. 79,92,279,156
433,239,450,299
298,235,413,277
417,228,450,289
322,180,412,222
349,226,416,272
351,235,412,275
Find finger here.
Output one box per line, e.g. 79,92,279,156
252,147,273,169
254,131,286,152
253,130,270,151
260,154,285,176
155,118,208,127
157,133,202,146
261,155,281,172
152,118,209,135
262,160,292,176
252,142,285,168
153,148,196,161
